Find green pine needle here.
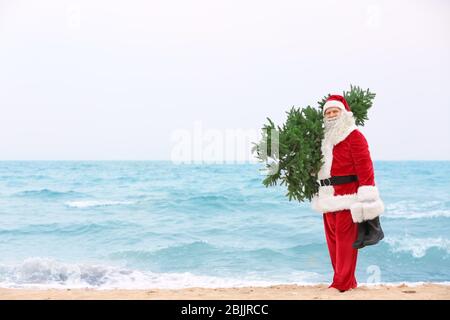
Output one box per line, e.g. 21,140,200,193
252,85,376,203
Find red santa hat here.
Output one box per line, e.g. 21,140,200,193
322,95,351,114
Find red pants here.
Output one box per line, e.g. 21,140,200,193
323,209,358,291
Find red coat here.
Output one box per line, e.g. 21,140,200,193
311,112,384,222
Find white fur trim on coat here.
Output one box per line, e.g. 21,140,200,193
349,185,384,223
350,202,364,223
317,112,357,180
311,112,359,214
362,199,384,220
311,186,358,213
357,185,380,202
323,100,346,114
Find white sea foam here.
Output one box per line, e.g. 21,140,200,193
385,236,450,258
65,200,135,208
0,258,448,290
384,201,450,219
0,258,323,290
383,210,450,219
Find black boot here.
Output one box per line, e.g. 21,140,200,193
362,216,384,247
352,222,367,249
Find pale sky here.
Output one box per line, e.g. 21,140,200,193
1,0,449,161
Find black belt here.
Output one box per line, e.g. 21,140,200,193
319,175,358,186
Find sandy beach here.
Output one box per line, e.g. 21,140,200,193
1,284,449,300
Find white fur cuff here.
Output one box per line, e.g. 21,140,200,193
350,202,364,223
357,185,380,202
350,200,384,223
362,199,384,220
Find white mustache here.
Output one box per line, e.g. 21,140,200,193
325,116,340,123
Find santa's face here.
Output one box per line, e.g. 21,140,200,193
324,107,343,132
324,107,342,120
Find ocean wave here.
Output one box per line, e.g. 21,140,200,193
284,243,325,253
0,174,49,180
110,240,303,259
384,201,450,219
140,194,246,212
108,241,227,263
383,210,450,219
183,194,232,202
14,189,85,199
108,241,322,271
0,221,140,236
65,200,135,208
0,257,321,289
175,194,240,207
384,236,450,258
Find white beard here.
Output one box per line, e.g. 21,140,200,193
323,111,357,146
316,111,358,180
324,115,340,130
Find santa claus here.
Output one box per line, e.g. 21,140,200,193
311,94,384,292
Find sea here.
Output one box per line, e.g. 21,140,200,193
0,161,448,289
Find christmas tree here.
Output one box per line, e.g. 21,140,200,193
252,85,376,202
